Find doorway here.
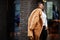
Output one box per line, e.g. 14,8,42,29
7,0,15,40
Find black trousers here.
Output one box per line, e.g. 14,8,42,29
40,26,47,40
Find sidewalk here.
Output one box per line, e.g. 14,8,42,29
47,34,60,40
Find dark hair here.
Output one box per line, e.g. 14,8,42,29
37,2,44,6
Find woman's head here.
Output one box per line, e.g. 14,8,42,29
37,2,44,10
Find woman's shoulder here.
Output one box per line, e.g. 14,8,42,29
32,8,42,11
35,8,42,11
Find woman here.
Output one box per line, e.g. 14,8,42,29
28,2,48,40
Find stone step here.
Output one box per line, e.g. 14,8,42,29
47,34,60,40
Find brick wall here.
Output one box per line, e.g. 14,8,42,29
20,0,31,40
20,0,38,40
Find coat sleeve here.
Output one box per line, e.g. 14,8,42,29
29,10,40,30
